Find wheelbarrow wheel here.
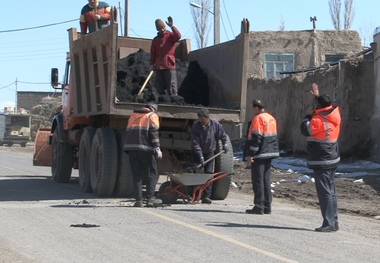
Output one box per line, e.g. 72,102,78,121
159,181,179,204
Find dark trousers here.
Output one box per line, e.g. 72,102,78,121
251,158,272,210
155,69,178,96
192,152,215,198
128,151,158,201
313,168,338,227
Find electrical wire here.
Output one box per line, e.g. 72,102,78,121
0,19,77,33
0,81,16,90
222,0,235,37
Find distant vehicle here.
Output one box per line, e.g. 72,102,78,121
0,113,31,147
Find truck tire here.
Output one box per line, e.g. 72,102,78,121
20,142,27,147
114,129,134,197
211,135,233,200
78,127,96,193
90,128,118,197
51,128,73,183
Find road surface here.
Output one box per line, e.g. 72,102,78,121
0,146,379,263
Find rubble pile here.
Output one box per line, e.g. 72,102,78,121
116,49,209,106
29,96,61,138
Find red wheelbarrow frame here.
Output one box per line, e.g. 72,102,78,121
159,172,229,204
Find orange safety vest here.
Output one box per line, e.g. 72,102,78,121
246,112,279,159
301,105,341,169
124,107,160,152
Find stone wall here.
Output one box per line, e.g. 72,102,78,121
246,58,374,158
17,91,58,112
248,30,362,78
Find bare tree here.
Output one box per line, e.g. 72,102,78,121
344,0,355,29
278,16,285,31
190,0,212,48
329,0,341,30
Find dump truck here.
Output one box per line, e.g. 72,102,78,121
0,113,31,147
33,8,250,199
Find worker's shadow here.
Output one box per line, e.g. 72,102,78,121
207,222,312,231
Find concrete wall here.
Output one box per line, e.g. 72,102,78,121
246,58,374,158
17,91,57,112
248,30,362,78
370,29,380,161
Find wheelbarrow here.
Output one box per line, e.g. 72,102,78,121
158,151,229,204
158,172,229,204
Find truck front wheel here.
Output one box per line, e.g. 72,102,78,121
51,129,73,183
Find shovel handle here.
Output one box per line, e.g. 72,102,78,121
137,70,154,96
196,150,225,169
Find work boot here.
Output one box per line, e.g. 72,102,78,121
245,206,264,215
146,196,163,207
133,200,143,207
201,197,212,204
264,207,271,214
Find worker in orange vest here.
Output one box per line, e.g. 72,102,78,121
124,102,163,207
245,100,279,215
300,83,342,232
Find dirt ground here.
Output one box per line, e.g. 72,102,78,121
231,160,380,219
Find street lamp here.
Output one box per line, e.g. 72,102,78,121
190,1,220,45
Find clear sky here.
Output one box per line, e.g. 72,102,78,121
1,0,379,111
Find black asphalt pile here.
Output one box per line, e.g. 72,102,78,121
116,49,209,106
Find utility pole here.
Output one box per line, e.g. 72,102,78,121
118,2,123,35
124,0,129,36
15,78,18,113
214,0,220,44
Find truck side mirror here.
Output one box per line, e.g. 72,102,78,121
51,68,59,88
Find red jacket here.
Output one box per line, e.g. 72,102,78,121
150,26,181,70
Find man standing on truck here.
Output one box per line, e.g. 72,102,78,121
124,102,163,207
150,16,181,97
191,108,229,204
245,100,279,215
80,0,111,34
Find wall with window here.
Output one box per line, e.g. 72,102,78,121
248,30,362,79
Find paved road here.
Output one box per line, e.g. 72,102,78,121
0,146,379,263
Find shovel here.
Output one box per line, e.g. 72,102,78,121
196,150,225,169
136,70,154,100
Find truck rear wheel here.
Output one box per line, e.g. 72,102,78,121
51,129,73,183
211,135,233,200
114,129,134,197
90,128,118,197
78,128,96,192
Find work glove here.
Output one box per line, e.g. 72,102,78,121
199,156,205,167
154,147,163,160
222,144,229,153
166,16,173,27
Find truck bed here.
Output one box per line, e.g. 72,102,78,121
67,17,247,124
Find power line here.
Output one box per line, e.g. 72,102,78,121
0,81,16,90
0,19,77,33
18,81,50,85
